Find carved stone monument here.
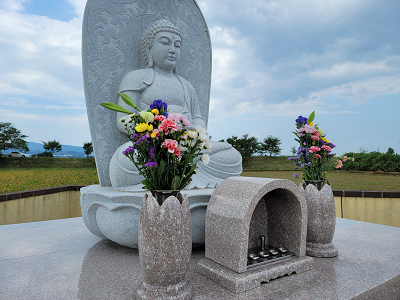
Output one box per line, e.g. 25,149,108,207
80,0,242,248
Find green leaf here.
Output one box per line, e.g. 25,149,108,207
101,102,132,114
119,93,141,111
171,175,181,190
308,111,315,124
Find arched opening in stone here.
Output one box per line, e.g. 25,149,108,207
248,188,302,262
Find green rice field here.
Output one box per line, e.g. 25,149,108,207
1,157,399,193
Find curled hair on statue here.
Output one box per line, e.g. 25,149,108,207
141,19,182,73
146,49,154,68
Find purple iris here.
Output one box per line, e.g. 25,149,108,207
150,99,168,117
150,99,168,111
295,116,308,127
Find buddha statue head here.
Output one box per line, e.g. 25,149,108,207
140,20,183,73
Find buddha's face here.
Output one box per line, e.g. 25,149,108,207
150,31,181,71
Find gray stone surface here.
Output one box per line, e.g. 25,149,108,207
203,177,308,274
138,194,192,299
301,183,338,257
82,0,213,187
1,217,399,299
80,185,213,248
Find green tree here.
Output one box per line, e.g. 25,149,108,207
42,140,62,157
290,146,297,156
259,135,282,157
386,147,395,155
220,134,260,162
0,122,29,156
83,142,93,158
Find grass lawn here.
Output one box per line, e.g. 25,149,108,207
1,157,399,193
241,170,400,191
0,168,99,194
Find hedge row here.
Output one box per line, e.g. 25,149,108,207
342,152,400,172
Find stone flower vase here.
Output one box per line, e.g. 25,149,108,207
301,181,338,258
137,191,192,300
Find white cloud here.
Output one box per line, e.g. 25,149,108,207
0,0,28,11
312,75,400,104
0,4,83,103
66,0,86,18
0,108,90,145
308,61,394,80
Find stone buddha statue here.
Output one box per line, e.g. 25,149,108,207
109,20,242,191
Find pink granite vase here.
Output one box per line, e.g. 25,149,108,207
301,181,338,258
137,192,192,300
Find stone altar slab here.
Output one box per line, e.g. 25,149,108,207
1,217,399,299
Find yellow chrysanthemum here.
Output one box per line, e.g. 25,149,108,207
147,124,153,132
150,131,157,138
321,137,328,142
151,109,159,115
135,123,148,133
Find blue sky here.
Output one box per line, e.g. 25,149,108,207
1,0,399,155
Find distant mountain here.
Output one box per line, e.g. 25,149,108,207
27,142,87,158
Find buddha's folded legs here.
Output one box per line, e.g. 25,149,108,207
109,142,242,192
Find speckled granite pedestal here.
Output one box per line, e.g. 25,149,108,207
1,217,399,299
138,194,192,300
197,177,315,293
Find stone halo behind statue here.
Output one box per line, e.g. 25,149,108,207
109,19,242,192
81,0,240,248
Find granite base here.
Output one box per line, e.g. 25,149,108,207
197,256,314,293
1,217,399,299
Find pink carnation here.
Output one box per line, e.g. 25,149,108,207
154,115,166,122
321,145,331,151
311,135,319,141
309,146,320,153
343,156,347,162
159,119,178,133
162,139,178,153
168,113,191,126
304,124,317,134
315,154,321,159
335,160,343,169
174,147,181,158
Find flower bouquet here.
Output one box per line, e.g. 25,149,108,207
289,111,352,184
101,93,211,191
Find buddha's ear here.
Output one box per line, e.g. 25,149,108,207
146,48,153,68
